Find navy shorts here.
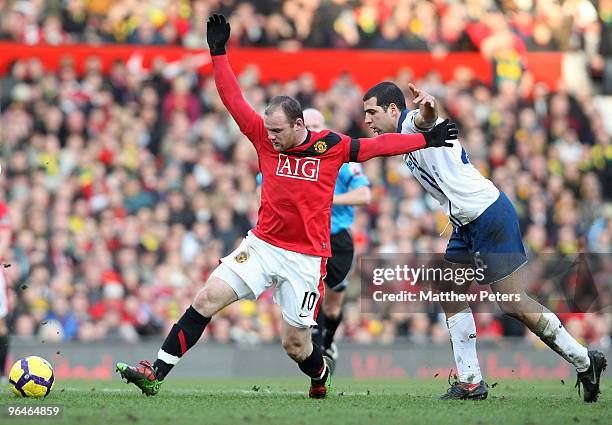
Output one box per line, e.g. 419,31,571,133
444,192,528,285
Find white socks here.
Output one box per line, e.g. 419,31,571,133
446,308,591,380
536,311,590,372
446,308,483,384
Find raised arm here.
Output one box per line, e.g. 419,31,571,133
348,120,458,162
208,14,264,147
407,83,439,130
212,55,264,142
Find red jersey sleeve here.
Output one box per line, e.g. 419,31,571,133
342,133,427,162
212,55,266,150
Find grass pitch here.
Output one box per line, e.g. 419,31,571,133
1,377,609,425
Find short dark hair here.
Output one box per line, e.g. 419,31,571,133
363,82,406,111
265,95,304,124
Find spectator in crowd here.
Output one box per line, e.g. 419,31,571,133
0,1,609,348
0,49,609,346
0,0,605,56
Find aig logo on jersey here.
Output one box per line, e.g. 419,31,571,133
276,154,320,181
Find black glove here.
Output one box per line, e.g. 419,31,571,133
207,14,230,56
422,119,458,148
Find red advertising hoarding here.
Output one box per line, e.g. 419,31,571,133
0,42,561,90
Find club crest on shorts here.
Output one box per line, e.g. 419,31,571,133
235,251,249,263
313,140,328,154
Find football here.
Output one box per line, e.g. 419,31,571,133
8,356,55,398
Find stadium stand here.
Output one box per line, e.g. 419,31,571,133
0,0,609,349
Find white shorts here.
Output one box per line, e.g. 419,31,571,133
0,269,7,318
211,231,326,328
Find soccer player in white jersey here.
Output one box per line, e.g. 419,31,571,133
362,81,606,402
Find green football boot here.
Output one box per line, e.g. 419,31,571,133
116,360,162,396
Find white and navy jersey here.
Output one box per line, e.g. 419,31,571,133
400,109,499,226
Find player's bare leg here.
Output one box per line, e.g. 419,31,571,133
436,262,488,400
281,320,332,398
116,276,238,396
491,268,606,402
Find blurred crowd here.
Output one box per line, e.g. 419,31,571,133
0,0,609,53
2,0,611,94
1,0,611,348
0,47,610,348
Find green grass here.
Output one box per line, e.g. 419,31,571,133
1,377,610,425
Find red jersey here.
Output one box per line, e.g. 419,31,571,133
213,55,427,257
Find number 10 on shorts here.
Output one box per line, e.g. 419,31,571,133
301,292,317,311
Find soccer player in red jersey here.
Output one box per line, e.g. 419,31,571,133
0,201,12,383
116,14,457,398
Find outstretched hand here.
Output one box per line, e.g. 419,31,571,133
407,83,435,109
207,14,230,56
423,119,458,148
408,82,438,130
